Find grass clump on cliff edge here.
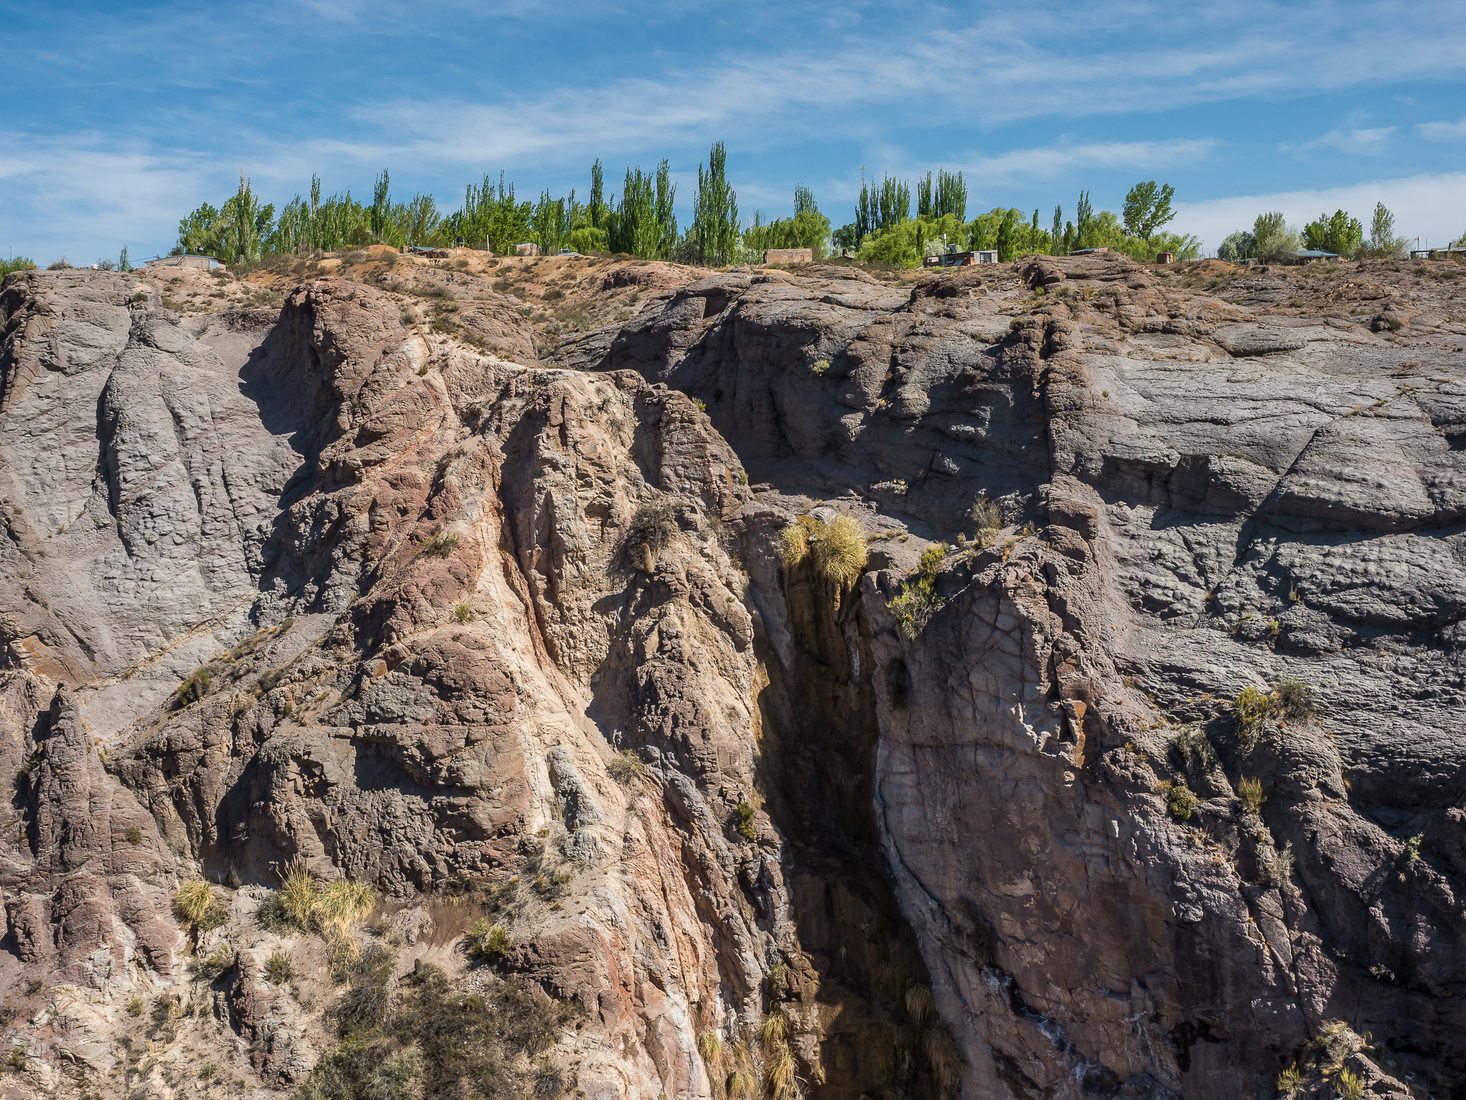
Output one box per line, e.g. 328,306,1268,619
758,1010,798,1100
888,544,948,639
967,492,1004,546
260,863,375,940
778,514,868,589
174,880,228,941
1237,776,1265,816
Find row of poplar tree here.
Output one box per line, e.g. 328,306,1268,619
176,144,746,266
173,143,1202,267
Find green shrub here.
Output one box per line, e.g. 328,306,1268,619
810,358,831,375
300,962,563,1100
1272,678,1316,721
329,943,398,1037
1232,685,1274,748
420,530,460,557
1260,841,1294,887
1405,834,1422,863
465,919,511,964
889,544,947,639
1172,725,1220,792
452,602,475,623
1234,678,1317,747
124,826,144,845
608,749,647,785
766,961,789,1000
733,801,757,841
265,950,294,985
1277,1063,1302,1095
173,667,213,708
968,492,1004,536
1166,783,1198,821
126,996,145,1018
1237,776,1265,815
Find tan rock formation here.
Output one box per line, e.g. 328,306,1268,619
1,252,1463,1098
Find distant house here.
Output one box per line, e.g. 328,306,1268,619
1068,247,1110,256
763,247,813,265
1155,251,1175,265
1412,245,1466,260
923,246,998,267
514,242,540,257
146,254,223,271
1290,249,1339,263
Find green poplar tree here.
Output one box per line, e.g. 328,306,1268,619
1121,180,1176,241
1075,191,1093,249
689,141,739,265
654,160,677,259
589,160,607,229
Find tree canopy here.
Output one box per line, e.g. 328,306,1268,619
1362,202,1406,258
1302,209,1363,257
1121,180,1176,241
170,160,1207,271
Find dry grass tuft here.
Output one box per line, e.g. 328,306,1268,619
779,514,867,589
173,880,226,936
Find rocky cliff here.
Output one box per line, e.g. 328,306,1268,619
1,250,1463,1099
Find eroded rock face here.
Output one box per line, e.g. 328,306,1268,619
2,254,1464,1098
592,254,1465,1097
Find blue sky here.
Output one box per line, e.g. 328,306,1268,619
3,0,1464,263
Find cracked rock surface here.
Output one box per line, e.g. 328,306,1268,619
1,252,1464,1098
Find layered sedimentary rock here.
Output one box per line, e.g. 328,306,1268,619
1,252,1463,1098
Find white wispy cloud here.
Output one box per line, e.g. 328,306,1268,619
1418,117,1466,141
1280,124,1396,155
971,139,1219,184
1174,172,1466,254
0,132,214,264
